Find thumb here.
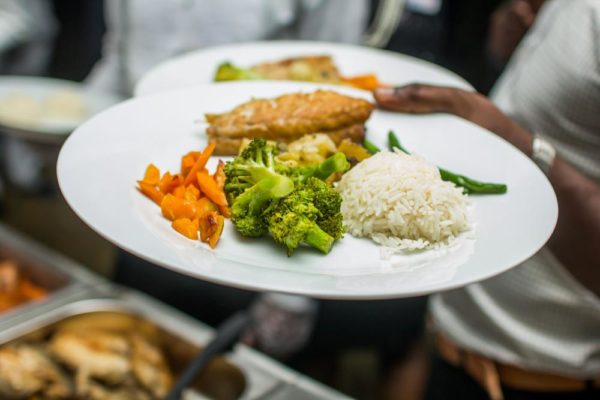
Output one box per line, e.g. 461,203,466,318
373,84,473,118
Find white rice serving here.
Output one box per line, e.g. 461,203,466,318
336,150,470,251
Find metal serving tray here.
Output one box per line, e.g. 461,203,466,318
0,223,104,325
0,285,349,399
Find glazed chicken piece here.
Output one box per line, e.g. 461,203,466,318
48,330,131,385
130,333,173,399
205,90,374,155
0,345,72,399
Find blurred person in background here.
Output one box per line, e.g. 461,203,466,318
0,0,56,194
85,0,369,96
375,0,600,398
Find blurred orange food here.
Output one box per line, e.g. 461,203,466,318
137,143,228,249
0,261,48,313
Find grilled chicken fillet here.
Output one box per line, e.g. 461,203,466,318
206,90,374,155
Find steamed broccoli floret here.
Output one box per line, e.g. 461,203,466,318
264,184,334,255
224,139,282,202
225,139,295,237
225,138,344,254
214,62,264,82
304,177,344,240
231,175,294,237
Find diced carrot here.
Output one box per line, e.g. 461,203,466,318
197,172,228,207
184,185,200,202
197,197,218,216
208,214,225,248
213,160,226,189
142,164,161,185
158,172,174,194
160,194,197,221
172,218,199,240
138,181,164,205
181,151,202,176
199,211,219,243
172,185,186,199
183,143,215,186
218,205,231,218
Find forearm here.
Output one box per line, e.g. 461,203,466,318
489,112,600,295
546,159,600,295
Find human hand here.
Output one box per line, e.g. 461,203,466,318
373,84,532,154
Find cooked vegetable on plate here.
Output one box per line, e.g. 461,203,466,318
225,139,347,255
137,143,227,248
214,55,381,90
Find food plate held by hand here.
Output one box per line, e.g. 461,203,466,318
58,82,557,300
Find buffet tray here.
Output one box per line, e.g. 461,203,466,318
0,284,350,399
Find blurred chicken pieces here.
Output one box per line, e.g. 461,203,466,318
206,90,374,155
0,345,72,399
0,313,173,400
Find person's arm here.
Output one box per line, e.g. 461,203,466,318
374,85,600,296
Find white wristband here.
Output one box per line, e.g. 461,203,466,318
531,135,556,176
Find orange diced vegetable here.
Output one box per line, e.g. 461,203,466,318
137,142,228,249
172,185,186,199
218,205,231,218
181,151,202,176
197,172,228,207
184,185,200,202
208,214,225,248
199,211,221,243
197,197,218,216
172,218,199,240
138,181,164,205
183,143,215,186
160,194,197,221
342,74,381,91
142,164,161,185
214,160,226,189
158,172,174,194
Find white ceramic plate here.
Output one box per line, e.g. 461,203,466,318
58,82,558,300
0,76,122,142
135,41,472,97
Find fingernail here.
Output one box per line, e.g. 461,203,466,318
373,86,396,103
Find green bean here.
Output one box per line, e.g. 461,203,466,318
387,131,507,195
363,139,381,154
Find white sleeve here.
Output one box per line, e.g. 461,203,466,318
295,0,369,44
84,0,127,95
0,0,30,52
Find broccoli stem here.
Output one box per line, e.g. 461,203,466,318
235,175,294,214
387,130,507,195
303,224,334,255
